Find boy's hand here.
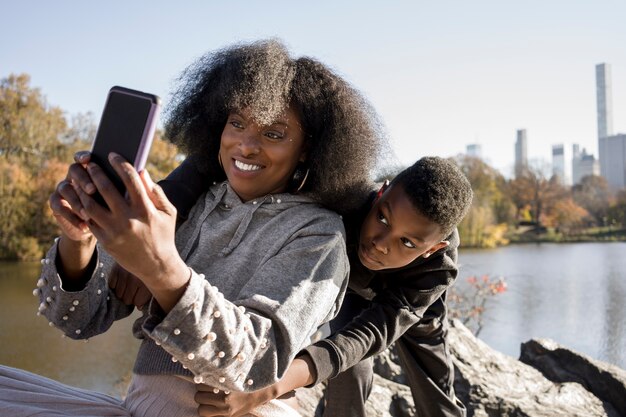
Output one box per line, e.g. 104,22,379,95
109,263,152,308
195,384,275,417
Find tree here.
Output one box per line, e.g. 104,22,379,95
146,131,182,182
548,198,589,235
508,163,567,226
0,74,67,168
572,175,612,226
0,159,35,259
455,156,514,247
607,189,626,229
448,274,507,336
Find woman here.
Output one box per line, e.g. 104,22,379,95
0,39,385,417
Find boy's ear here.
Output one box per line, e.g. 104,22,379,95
422,240,449,258
375,179,390,201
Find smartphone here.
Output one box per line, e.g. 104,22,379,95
90,86,161,206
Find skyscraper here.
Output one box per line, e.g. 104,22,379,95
596,63,614,182
596,63,626,189
515,129,528,178
596,63,613,141
466,143,482,159
552,144,570,185
599,134,626,189
571,144,599,185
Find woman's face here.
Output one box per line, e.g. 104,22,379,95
219,107,307,202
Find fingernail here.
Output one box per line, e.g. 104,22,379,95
80,222,90,233
80,209,89,221
85,183,96,194
75,151,90,161
108,152,119,162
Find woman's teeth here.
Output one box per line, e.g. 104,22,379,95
235,160,262,171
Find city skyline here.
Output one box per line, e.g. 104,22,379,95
1,1,625,176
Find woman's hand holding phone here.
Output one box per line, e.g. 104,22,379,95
48,151,101,283
49,151,97,242
73,152,190,312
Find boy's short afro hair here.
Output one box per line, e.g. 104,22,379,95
391,156,473,236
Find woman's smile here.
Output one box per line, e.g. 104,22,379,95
233,159,264,172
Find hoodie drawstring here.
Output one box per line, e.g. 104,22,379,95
179,184,228,260
219,195,273,257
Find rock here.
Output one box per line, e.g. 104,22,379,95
295,382,324,417
366,374,415,417
295,374,415,417
520,338,626,417
448,319,608,416
373,345,407,384
296,320,624,416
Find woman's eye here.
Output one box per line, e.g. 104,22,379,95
265,131,284,140
377,212,388,225
401,238,416,249
229,120,244,129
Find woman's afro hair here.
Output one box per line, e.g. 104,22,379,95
164,39,388,213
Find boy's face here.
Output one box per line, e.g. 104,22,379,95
358,183,449,271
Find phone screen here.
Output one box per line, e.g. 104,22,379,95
90,87,159,207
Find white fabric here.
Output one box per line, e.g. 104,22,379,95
126,374,301,417
0,365,128,417
0,366,301,417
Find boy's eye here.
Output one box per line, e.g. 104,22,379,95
377,212,389,225
401,237,416,249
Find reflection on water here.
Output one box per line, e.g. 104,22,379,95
459,242,626,369
0,261,141,395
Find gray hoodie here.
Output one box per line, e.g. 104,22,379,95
38,182,349,393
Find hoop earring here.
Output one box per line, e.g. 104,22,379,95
295,168,310,192
291,166,310,193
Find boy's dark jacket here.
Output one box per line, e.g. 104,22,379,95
303,193,459,385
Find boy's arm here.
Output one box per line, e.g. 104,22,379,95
305,239,459,384
303,293,424,384
196,278,448,416
196,354,316,417
157,156,210,224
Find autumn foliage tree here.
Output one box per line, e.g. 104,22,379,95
455,155,515,247
0,74,181,260
608,189,626,227
0,75,72,259
508,164,568,226
572,175,613,226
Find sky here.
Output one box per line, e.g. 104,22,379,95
2,0,625,176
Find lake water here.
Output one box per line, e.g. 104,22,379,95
458,242,626,369
0,261,140,395
0,241,624,395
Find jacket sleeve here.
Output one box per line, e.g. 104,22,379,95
158,156,211,224
304,233,459,384
37,240,135,339
141,219,350,393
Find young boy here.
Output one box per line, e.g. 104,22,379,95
113,156,473,417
